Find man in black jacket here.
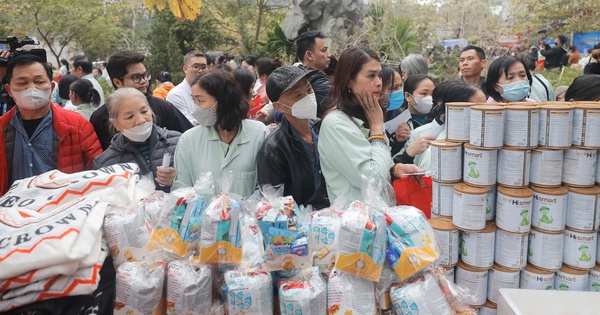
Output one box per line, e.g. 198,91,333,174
90,50,193,149
296,30,332,118
257,66,329,209
540,35,568,69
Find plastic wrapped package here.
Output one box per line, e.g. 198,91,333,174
104,205,152,268
376,262,403,313
199,192,243,265
385,206,441,281
278,267,326,315
327,268,377,315
114,262,166,315
310,203,342,277
166,259,212,315
389,273,452,315
224,269,273,315
432,267,476,314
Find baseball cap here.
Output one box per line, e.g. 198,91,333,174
266,66,318,102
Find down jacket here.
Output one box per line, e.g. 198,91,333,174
0,103,102,195
93,125,180,192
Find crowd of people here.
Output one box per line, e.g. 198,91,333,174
1,29,600,313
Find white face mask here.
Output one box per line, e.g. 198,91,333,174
11,87,51,110
192,101,218,127
278,93,318,120
121,121,153,142
410,95,433,114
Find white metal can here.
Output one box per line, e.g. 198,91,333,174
528,227,564,271
531,186,568,232
520,264,555,290
453,183,487,231
596,153,599,186
446,102,474,142
572,104,600,148
463,144,498,187
430,217,460,267
460,223,496,269
504,105,539,148
562,148,597,187
555,264,589,291
589,265,600,292
432,181,455,217
479,301,497,315
495,186,534,233
445,265,455,283
470,105,505,149
497,148,531,188
566,186,600,231
494,228,528,270
430,140,463,182
597,231,600,266
485,185,497,221
538,104,573,148
530,148,564,187
487,264,520,304
456,260,489,306
563,228,597,270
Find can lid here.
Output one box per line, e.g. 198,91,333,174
498,185,534,197
531,226,564,235
484,300,498,308
430,139,462,148
530,185,568,195
531,148,564,153
446,102,475,107
595,264,600,272
560,264,590,275
541,101,572,106
501,146,532,152
492,263,521,273
429,217,457,231
483,221,497,233
565,185,600,195
508,101,540,106
471,105,505,111
524,263,555,275
454,182,487,194
505,105,538,110
464,143,498,151
457,260,489,272
565,226,598,234
540,104,572,110
571,102,600,108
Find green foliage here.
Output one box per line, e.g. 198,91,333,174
256,23,295,60
538,67,583,89
428,52,461,83
98,78,115,100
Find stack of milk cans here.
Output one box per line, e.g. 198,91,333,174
428,101,600,314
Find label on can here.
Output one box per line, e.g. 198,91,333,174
572,108,600,147
495,229,528,269
555,269,589,291
520,268,554,290
461,230,495,268
431,145,463,182
589,268,600,292
452,190,486,231
562,149,597,187
446,106,471,142
563,229,597,270
487,267,520,304
530,149,563,187
470,109,504,148
596,154,599,185
485,185,497,221
445,266,455,283
504,108,539,148
479,305,498,315
539,108,573,148
456,265,488,305
433,228,459,266
497,149,531,187
496,192,534,233
566,190,600,231
464,147,498,186
531,190,567,231
432,182,455,216
528,229,564,271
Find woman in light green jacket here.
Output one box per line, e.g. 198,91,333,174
318,46,423,203
172,70,269,197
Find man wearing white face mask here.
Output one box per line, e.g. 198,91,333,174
257,66,329,209
0,54,102,195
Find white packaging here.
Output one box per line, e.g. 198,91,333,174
504,107,539,148
470,106,504,148
495,190,534,234
531,188,568,231
494,228,528,270
539,106,573,148
497,149,531,188
309,210,341,277
115,262,165,315
431,142,463,182
562,148,597,187
530,149,564,187
452,185,487,231
446,104,472,142
166,260,212,315
455,263,489,305
225,269,273,315
527,229,564,271
461,228,496,269
572,107,600,148
104,209,151,268
390,273,452,315
487,266,520,304
433,227,459,266
463,145,498,186
327,269,376,315
432,181,455,216
566,188,600,231
589,267,600,292
486,185,497,221
279,267,326,315
555,268,589,291
520,267,554,290
563,229,597,270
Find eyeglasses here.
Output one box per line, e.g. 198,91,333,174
124,72,151,84
186,64,208,71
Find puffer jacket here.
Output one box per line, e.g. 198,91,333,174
93,125,180,192
0,103,102,195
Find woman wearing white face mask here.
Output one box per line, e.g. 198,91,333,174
93,88,180,192
172,70,269,197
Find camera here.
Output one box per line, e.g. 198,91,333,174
0,36,47,67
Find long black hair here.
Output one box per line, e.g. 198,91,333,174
70,79,101,107
426,81,482,123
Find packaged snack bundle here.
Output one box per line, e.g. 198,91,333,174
278,267,327,315
144,193,193,258
114,261,166,315
104,205,152,267
167,259,212,315
310,205,342,277
255,189,312,271
336,200,386,282
385,206,441,281
432,267,476,314
389,273,452,315
327,268,377,315
224,268,273,315
199,192,243,265
376,263,403,313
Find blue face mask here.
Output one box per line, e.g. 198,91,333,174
387,90,404,111
497,80,530,102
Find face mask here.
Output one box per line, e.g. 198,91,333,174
387,90,404,111
11,87,51,110
278,93,318,120
121,121,153,143
192,101,218,127
497,80,530,102
410,95,433,114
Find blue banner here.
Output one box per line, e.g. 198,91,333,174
573,32,600,53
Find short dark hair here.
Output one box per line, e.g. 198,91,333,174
157,70,172,83
206,54,214,66
402,73,435,109
569,46,578,53
6,54,53,83
564,75,600,101
58,74,78,100
515,52,535,71
485,56,533,102
107,50,145,88
242,55,258,66
381,64,400,91
92,67,102,75
70,78,101,107
233,69,256,97
70,55,93,74
461,45,486,60
427,81,481,123
324,55,337,76
295,30,327,62
557,35,568,45
192,70,248,131
214,63,232,71
255,58,283,77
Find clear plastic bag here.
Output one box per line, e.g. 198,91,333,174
224,268,273,315
389,273,452,315
114,261,166,315
278,267,327,315
309,195,346,277
166,258,212,315
327,268,377,315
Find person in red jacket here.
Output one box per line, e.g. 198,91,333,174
0,53,102,195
